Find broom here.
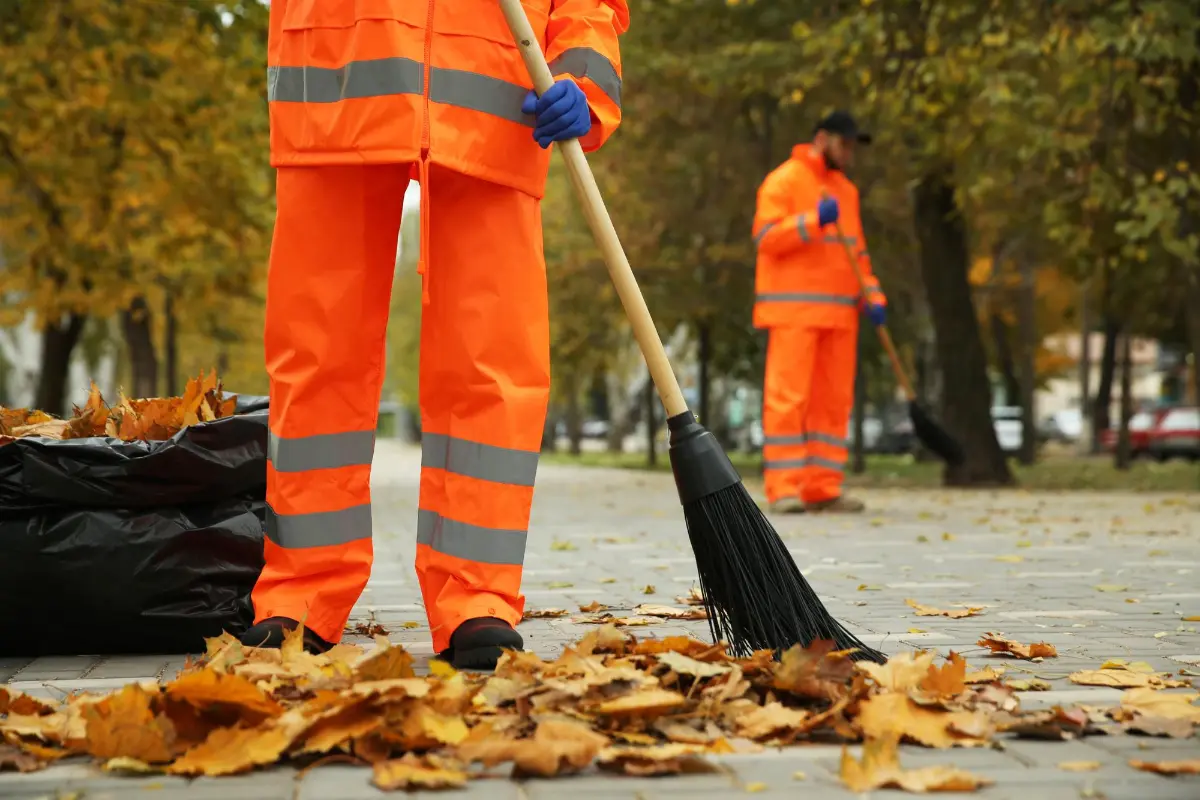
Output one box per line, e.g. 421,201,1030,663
829,211,965,467
499,0,885,663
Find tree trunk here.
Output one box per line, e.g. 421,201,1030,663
851,331,866,474
644,378,657,467
1186,270,1200,406
1015,254,1038,465
565,387,583,456
121,296,159,399
164,293,179,396
1093,316,1121,443
541,413,558,453
696,319,711,427
1114,332,1133,471
1077,280,1093,454
912,171,1013,486
989,311,1021,406
604,371,631,453
34,312,87,415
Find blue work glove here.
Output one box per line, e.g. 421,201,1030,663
865,303,886,327
521,80,591,149
817,196,839,227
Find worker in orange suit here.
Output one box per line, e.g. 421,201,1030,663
752,111,886,515
240,0,628,669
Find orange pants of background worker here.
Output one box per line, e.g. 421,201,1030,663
253,163,547,654
762,324,857,505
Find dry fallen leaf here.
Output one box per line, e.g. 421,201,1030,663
168,723,296,776
964,666,1005,684
1069,669,1190,690
977,634,1057,660
734,702,813,741
633,603,707,620
906,599,985,619
1120,689,1200,723
0,744,46,774
918,653,967,698
1057,760,1101,772
458,719,608,777
579,601,608,613
83,684,176,764
840,735,992,792
597,743,712,776
1129,758,1200,775
522,608,569,619
856,692,991,749
1006,679,1052,692
859,651,936,692
372,753,468,790
1121,716,1196,738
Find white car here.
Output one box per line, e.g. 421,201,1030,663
992,406,1024,453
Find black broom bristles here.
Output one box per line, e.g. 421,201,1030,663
910,400,965,467
667,411,887,664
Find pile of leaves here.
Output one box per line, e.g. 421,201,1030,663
2,627,1196,790
0,371,237,445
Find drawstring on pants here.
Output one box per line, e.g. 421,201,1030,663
417,154,431,306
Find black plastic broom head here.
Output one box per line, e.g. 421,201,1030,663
910,400,965,467
666,410,885,663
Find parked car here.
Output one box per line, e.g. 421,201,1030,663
991,406,1024,453
1147,407,1200,462
1038,408,1083,444
1101,406,1172,459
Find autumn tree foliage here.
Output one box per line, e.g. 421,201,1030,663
0,0,271,413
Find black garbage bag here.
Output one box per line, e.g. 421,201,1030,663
0,405,268,656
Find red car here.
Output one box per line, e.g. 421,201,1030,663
1148,407,1200,462
1100,407,1171,458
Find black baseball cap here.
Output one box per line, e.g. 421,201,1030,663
814,110,872,144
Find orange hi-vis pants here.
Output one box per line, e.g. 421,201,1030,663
762,324,857,505
254,163,548,652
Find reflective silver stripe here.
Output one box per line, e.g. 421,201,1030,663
753,221,776,245
755,292,857,306
763,433,847,448
549,47,621,107
809,455,847,471
267,58,423,103
764,434,807,446
797,214,811,242
859,249,870,259
421,433,539,487
762,457,845,472
809,432,848,448
416,509,526,566
430,66,533,126
266,504,372,549
269,430,375,473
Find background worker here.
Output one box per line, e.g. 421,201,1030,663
240,0,628,670
751,111,887,514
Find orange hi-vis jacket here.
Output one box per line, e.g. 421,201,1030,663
267,0,628,199
752,144,885,330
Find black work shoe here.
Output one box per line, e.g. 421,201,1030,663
438,617,523,671
239,616,333,654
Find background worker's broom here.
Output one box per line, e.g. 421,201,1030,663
500,0,885,663
830,211,965,467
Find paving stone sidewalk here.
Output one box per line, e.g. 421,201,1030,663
3,442,1199,799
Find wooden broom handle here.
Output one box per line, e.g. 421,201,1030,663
498,0,688,417
826,205,917,402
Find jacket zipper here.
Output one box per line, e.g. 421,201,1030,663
421,0,433,157
416,0,435,305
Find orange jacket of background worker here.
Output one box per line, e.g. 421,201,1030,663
752,111,886,514
241,0,628,669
